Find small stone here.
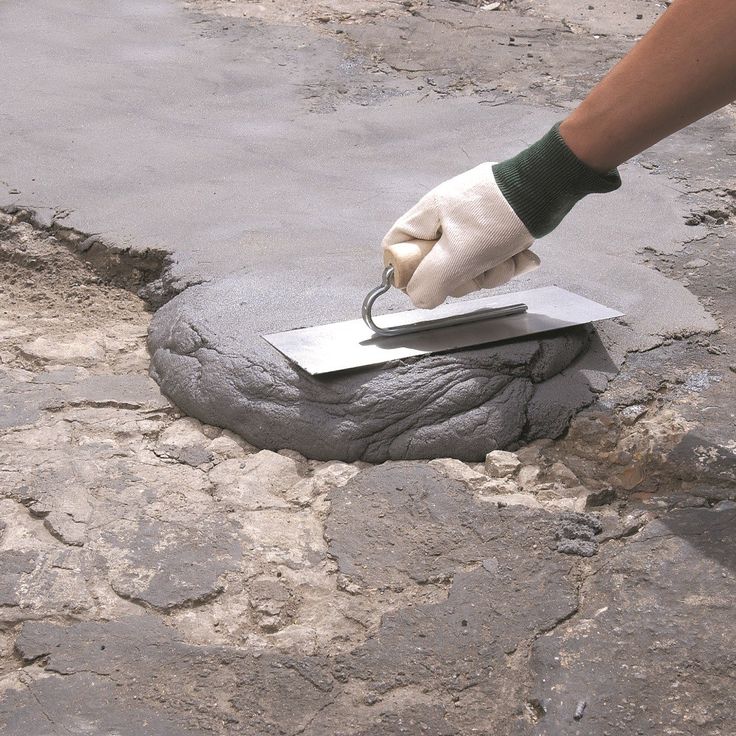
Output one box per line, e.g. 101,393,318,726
684,258,708,269
728,365,736,374
428,458,490,491
517,464,540,490
157,417,214,465
208,432,253,461
621,404,647,425
288,461,360,505
176,445,213,467
481,1,501,9
546,461,579,486
616,465,644,490
714,499,736,511
484,450,521,478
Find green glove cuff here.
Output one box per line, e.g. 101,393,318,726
492,123,621,238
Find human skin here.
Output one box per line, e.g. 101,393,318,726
560,0,736,173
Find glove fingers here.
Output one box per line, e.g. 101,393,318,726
472,249,541,289
449,250,540,298
448,280,479,299
408,241,540,308
405,235,458,309
381,192,441,247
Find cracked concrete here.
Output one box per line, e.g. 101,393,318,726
1,216,735,731
531,507,736,734
1,0,736,732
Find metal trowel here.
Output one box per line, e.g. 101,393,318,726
264,241,623,375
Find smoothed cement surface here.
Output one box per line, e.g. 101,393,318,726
0,0,717,460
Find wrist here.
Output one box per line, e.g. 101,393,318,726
492,123,621,238
559,115,619,173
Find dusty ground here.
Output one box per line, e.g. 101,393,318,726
1,0,736,733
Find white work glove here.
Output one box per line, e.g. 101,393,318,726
382,163,537,309
382,124,623,309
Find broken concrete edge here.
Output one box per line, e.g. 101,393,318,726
1,204,180,308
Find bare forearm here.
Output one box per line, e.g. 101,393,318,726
560,0,736,172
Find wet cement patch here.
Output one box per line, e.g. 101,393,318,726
149,279,596,460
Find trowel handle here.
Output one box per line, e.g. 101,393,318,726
382,240,435,289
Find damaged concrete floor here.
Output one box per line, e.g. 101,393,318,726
1,0,736,733
1,215,736,731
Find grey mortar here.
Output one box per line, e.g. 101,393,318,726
148,273,599,460
0,0,717,460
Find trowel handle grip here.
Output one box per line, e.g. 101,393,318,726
383,240,435,289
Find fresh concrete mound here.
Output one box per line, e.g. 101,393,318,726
148,273,603,462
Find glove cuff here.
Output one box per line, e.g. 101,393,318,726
492,123,621,238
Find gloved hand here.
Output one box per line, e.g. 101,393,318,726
382,123,621,309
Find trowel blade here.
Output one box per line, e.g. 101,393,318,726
263,286,623,376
